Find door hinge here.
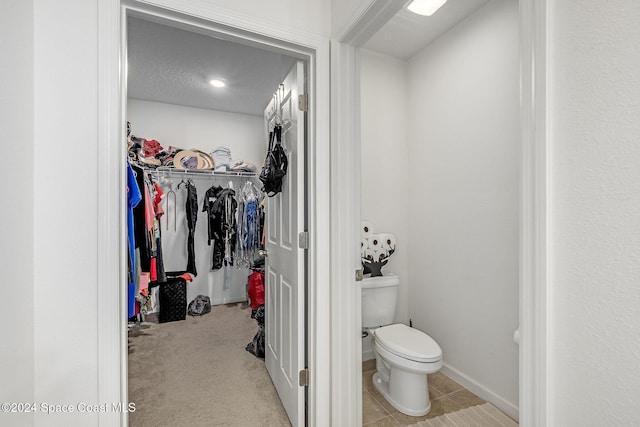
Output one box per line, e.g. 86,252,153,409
355,269,363,282
298,93,308,112
298,231,309,250
299,368,309,387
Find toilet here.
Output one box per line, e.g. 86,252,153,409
362,273,443,417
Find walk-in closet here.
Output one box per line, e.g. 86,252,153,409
124,13,304,427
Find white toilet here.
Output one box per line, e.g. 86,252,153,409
362,273,443,417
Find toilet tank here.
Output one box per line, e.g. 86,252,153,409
361,273,399,328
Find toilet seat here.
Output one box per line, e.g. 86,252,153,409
374,324,442,363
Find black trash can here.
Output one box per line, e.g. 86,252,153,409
157,277,187,323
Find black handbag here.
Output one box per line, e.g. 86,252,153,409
259,124,288,197
158,277,187,323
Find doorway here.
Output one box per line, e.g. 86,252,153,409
114,4,328,426
331,0,548,425
359,0,520,422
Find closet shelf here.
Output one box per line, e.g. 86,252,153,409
150,167,258,178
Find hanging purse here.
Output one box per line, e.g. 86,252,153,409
259,125,288,197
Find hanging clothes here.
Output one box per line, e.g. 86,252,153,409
143,177,158,281
126,160,142,319
129,163,172,317
152,182,167,283
237,181,264,268
185,179,198,276
131,163,151,272
202,185,237,271
134,172,169,295
203,184,223,270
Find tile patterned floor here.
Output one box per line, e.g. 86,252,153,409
362,359,486,426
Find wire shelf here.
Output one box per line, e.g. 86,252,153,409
150,167,258,178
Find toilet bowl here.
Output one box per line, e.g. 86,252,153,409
361,273,443,417
370,323,442,416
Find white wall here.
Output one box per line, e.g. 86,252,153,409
127,99,265,305
549,0,640,425
33,0,100,425
359,50,409,358
0,2,35,426
405,0,519,415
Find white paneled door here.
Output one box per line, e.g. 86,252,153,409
264,61,306,427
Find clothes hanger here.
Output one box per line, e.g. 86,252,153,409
177,176,186,190
166,179,176,232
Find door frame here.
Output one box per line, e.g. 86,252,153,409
330,0,549,426
97,1,331,425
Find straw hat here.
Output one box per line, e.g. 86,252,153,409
193,150,215,169
173,150,215,170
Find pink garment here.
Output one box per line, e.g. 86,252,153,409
143,182,154,233
144,179,158,270
139,272,150,292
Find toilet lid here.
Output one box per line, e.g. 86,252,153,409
374,324,442,363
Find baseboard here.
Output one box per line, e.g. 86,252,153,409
440,363,519,422
211,296,247,306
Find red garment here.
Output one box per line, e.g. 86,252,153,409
153,183,164,218
247,271,265,310
143,139,163,158
150,258,157,282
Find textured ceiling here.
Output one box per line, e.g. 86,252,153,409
364,0,490,60
127,16,297,117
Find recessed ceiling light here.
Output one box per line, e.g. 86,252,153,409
407,0,448,16
209,79,226,88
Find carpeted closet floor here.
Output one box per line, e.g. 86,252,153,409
128,302,290,427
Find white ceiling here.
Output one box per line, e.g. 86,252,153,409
127,16,296,117
127,1,490,115
363,0,490,60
